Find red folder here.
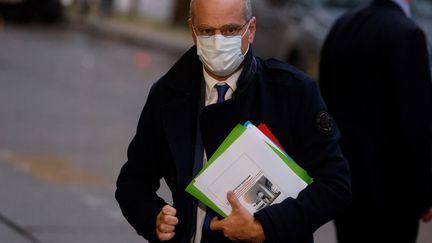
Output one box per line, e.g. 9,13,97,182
257,123,286,153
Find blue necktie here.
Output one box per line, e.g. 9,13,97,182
202,83,230,239
215,84,230,104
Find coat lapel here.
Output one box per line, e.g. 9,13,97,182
161,94,198,189
159,46,203,191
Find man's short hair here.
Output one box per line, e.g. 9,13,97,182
189,0,253,22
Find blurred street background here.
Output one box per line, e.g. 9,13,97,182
0,0,431,242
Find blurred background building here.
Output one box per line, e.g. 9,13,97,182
1,0,431,78
77,0,432,78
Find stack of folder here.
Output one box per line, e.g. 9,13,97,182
186,122,313,217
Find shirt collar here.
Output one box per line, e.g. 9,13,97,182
392,0,411,17
203,67,241,101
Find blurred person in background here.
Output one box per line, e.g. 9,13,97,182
115,0,351,242
319,0,432,242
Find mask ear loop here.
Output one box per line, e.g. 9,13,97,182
241,20,252,55
191,24,199,38
240,20,251,38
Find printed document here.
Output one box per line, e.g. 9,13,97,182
189,123,310,216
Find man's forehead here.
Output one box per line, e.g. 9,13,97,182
193,0,244,9
193,0,245,25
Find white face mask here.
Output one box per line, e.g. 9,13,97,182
195,24,250,77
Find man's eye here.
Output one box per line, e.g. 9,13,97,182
222,26,241,36
227,27,238,34
199,28,213,35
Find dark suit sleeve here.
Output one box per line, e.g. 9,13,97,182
254,78,351,242
388,27,432,212
115,83,167,242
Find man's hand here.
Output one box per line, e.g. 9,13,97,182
210,191,265,242
156,205,179,241
422,207,432,223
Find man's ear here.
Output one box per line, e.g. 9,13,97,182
248,16,257,44
188,18,197,45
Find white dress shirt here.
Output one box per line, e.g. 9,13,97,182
192,67,242,243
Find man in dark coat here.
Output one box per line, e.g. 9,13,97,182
115,0,351,242
319,0,432,242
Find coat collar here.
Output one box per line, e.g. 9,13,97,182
391,0,411,17
371,0,407,16
233,45,258,99
158,45,203,96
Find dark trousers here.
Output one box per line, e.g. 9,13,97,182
335,210,420,243
201,230,231,243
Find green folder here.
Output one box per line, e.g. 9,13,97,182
185,123,312,218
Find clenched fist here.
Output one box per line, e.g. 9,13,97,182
156,205,179,241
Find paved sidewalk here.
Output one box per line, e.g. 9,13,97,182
0,157,144,243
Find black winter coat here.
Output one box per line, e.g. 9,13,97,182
116,46,351,243
320,0,432,216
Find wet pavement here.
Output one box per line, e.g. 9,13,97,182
0,22,177,243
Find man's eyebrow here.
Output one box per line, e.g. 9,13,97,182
195,23,243,28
